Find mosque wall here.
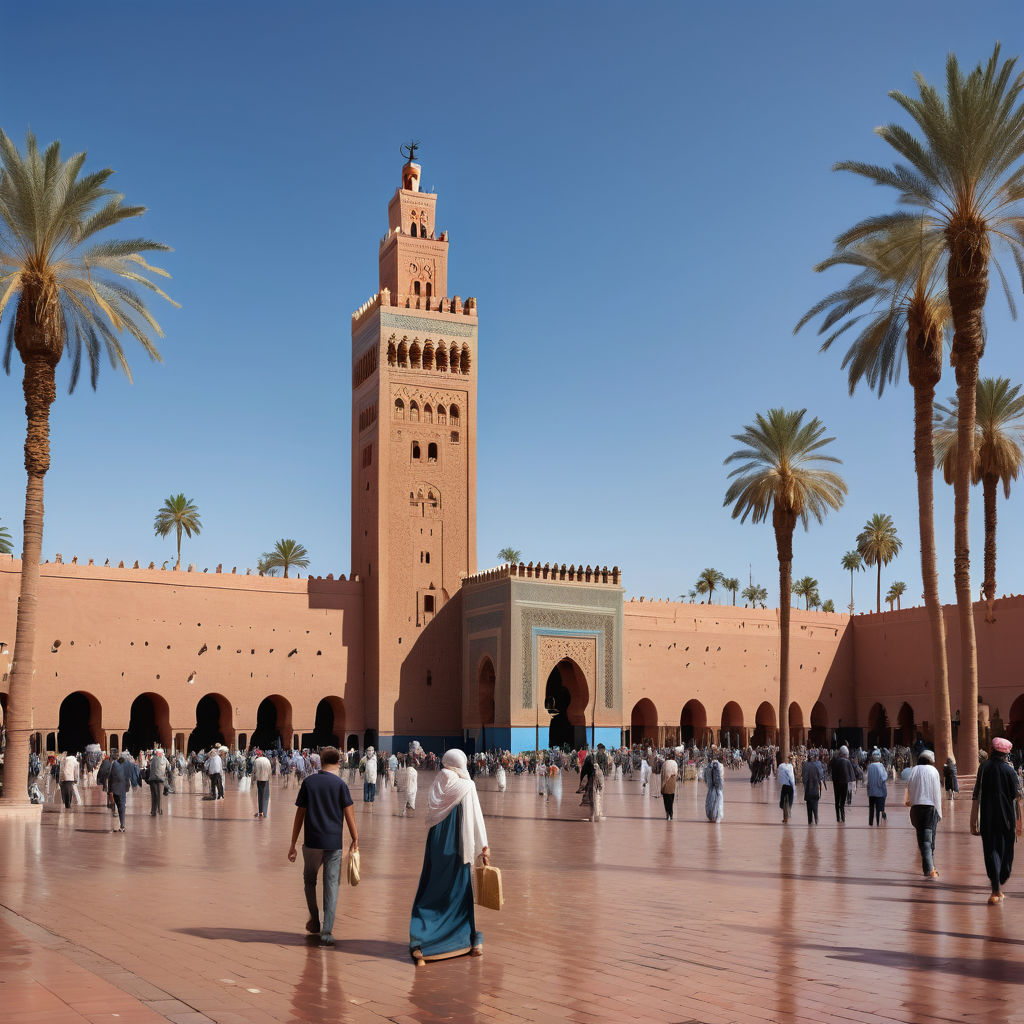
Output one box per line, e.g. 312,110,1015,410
621,600,855,746
849,595,1024,749
0,555,363,753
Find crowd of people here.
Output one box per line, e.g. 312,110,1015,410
20,728,1024,962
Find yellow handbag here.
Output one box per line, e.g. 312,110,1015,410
346,848,361,886
474,864,503,911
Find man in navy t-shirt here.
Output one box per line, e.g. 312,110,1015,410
288,746,358,946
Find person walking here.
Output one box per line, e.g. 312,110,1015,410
943,757,960,801
59,751,80,809
704,753,724,823
866,749,888,826
147,748,169,815
801,751,824,826
970,737,1024,904
830,746,856,823
287,746,358,947
401,761,419,816
108,752,130,832
206,747,225,800
660,750,679,821
253,748,272,818
906,750,943,879
362,746,378,803
777,756,795,823
409,750,490,964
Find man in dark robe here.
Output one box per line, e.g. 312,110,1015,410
971,737,1023,904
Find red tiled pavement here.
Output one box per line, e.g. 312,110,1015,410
1,770,1022,1024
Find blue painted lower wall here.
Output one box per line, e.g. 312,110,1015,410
378,727,623,755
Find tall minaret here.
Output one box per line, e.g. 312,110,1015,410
350,146,478,751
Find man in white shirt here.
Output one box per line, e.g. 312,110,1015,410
206,748,225,800
777,756,796,823
59,752,80,809
253,749,272,818
906,750,943,878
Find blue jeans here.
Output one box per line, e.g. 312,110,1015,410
910,805,938,874
256,780,269,816
302,847,342,936
363,781,376,802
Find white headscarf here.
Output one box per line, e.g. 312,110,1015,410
662,757,679,778
425,750,488,864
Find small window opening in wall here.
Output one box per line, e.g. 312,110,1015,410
426,670,432,687
410,222,418,237
451,431,460,444
425,552,430,564
428,442,438,462
420,552,424,563
413,280,421,296
424,595,435,614
412,441,421,460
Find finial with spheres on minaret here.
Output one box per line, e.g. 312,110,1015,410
401,140,421,192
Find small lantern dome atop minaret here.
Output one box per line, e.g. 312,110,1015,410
400,141,421,192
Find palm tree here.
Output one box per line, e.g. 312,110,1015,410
687,588,698,602
695,568,724,604
935,377,1024,622
741,582,763,608
497,546,521,564
839,551,864,613
793,575,820,610
260,539,309,578
857,514,903,614
722,576,740,605
833,45,1024,773
0,520,11,555
887,580,908,610
154,494,201,570
0,131,174,806
821,598,836,613
256,556,279,577
797,221,953,766
724,408,846,761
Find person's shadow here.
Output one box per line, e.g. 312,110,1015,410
290,942,348,1023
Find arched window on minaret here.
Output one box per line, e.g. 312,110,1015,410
410,341,421,369
397,340,408,367
412,441,421,460
436,345,448,372
410,401,420,422
428,442,438,463
437,404,446,425
410,222,418,237
425,282,432,304
423,343,434,370
460,345,470,374
394,398,405,419
449,342,459,372
450,404,460,426
423,404,432,424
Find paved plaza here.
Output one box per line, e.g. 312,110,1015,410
0,770,1020,1024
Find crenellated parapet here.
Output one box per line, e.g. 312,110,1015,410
351,288,478,332
464,561,622,587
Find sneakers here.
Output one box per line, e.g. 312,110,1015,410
305,918,321,934
319,933,335,947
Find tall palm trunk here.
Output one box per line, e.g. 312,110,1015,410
175,523,182,570
982,473,997,623
1,354,57,805
908,322,952,770
283,564,290,578
773,505,796,762
875,561,881,613
947,220,989,775
849,569,854,613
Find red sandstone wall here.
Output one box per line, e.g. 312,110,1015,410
0,556,363,751
622,600,854,743
850,595,1024,748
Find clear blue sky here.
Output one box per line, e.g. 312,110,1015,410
1,1,1023,612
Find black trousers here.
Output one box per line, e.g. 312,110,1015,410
256,780,270,816
806,797,819,824
210,772,224,799
149,779,163,814
662,793,675,819
60,780,75,807
833,782,849,821
868,795,886,825
982,829,1015,892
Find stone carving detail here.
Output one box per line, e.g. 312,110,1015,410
520,606,616,710
381,312,475,336
537,635,597,705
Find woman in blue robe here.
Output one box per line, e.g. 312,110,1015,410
410,749,490,964
704,754,724,822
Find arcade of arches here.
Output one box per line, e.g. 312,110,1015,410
32,691,351,755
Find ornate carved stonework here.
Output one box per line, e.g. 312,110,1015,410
537,635,597,699
520,606,617,710
381,311,476,337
